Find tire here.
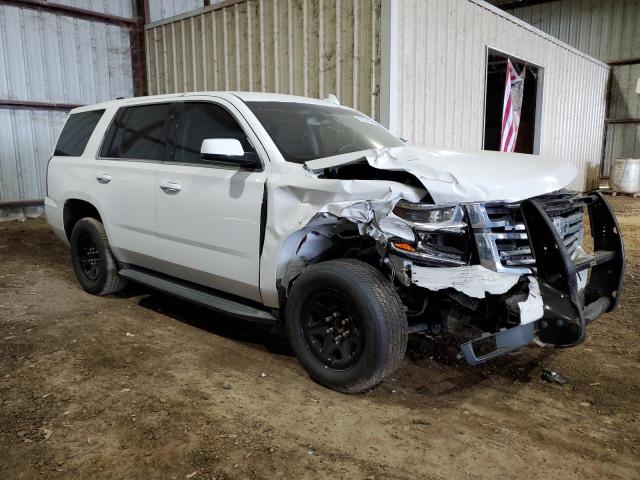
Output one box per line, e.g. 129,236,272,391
285,259,408,393
69,217,127,296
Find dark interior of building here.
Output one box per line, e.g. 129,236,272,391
484,52,540,154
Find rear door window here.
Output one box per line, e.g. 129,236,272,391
172,102,255,165
100,103,173,160
54,109,105,156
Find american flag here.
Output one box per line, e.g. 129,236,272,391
500,59,525,153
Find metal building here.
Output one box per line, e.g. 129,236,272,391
501,0,640,177
146,0,609,191
0,0,617,218
149,0,206,23
145,0,383,119
0,0,212,219
391,0,609,191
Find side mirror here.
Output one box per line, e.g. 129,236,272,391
200,138,260,168
201,138,244,158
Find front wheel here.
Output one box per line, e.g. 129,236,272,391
285,259,408,393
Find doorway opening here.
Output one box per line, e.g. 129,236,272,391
483,49,542,154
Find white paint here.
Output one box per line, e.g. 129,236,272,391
411,268,543,325
47,92,426,308
306,145,577,204
410,264,521,298
46,91,582,311
201,138,244,157
518,276,544,325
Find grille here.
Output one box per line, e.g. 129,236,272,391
483,193,584,269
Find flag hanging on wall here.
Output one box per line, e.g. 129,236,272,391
500,59,525,152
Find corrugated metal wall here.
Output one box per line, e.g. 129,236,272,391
53,0,134,18
507,0,640,176
505,0,639,62
393,0,609,191
145,0,382,119
0,4,135,206
149,0,204,23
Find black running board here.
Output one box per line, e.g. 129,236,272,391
119,268,277,324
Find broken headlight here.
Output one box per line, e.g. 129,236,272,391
390,201,471,266
392,202,464,228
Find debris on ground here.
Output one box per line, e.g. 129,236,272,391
412,418,431,426
541,368,569,385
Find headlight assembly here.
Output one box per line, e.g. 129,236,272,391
390,201,472,266
392,201,466,230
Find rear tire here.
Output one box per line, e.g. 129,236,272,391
70,217,126,296
285,259,408,393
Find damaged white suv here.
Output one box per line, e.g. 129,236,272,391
46,92,624,393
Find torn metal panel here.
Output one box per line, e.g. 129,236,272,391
410,264,522,298
411,266,544,324
260,176,424,307
306,146,578,204
260,143,579,309
518,276,544,325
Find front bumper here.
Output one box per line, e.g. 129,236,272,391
460,191,624,365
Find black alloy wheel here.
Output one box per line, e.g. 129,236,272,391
76,231,101,281
300,288,365,370
69,217,127,295
285,259,408,393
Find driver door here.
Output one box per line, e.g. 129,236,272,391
154,99,268,302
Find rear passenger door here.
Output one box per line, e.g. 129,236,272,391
94,102,176,269
154,99,268,302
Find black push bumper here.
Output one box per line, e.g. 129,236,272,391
461,191,624,365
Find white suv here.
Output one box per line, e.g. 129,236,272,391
46,92,624,393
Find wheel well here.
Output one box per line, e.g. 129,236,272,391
275,225,381,308
63,199,102,240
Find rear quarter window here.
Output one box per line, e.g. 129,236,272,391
54,109,105,156
99,103,173,161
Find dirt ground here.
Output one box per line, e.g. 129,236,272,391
1,196,639,480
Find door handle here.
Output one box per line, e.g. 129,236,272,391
160,182,182,194
96,173,112,184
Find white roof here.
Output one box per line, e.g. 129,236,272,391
71,91,347,114
231,91,342,107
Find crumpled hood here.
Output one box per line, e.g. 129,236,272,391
305,146,577,204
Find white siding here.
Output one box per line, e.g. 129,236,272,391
0,5,134,204
0,109,68,203
507,0,640,63
392,0,609,191
507,0,640,177
52,0,135,18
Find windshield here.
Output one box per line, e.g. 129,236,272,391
246,101,404,164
